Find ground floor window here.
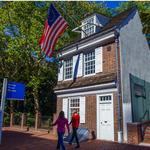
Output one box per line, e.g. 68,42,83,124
69,97,80,121
62,96,85,123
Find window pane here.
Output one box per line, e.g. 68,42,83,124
84,51,95,75
83,17,95,37
69,97,80,121
64,58,73,79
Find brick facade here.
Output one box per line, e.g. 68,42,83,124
127,123,142,144
101,42,117,74
80,95,97,138
53,42,123,141
53,91,122,142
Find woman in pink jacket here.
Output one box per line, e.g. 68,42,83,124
52,111,70,150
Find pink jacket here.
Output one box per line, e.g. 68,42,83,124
53,117,70,133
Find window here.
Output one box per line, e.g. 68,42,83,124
64,58,73,79
99,95,112,104
134,83,146,98
100,95,112,101
83,17,95,37
69,97,80,121
63,97,85,123
84,51,95,75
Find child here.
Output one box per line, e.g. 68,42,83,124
52,111,70,150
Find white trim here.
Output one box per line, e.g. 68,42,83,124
57,88,117,98
63,78,73,81
79,34,114,49
80,96,86,123
96,93,114,141
63,98,68,119
84,73,96,77
61,33,115,57
94,15,96,34
95,47,103,73
55,82,116,94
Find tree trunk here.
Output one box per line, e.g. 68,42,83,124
21,113,24,130
33,91,40,131
10,101,14,127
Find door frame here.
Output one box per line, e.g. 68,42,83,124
96,93,114,141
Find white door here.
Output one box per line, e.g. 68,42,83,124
98,94,114,141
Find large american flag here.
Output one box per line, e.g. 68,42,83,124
39,4,68,57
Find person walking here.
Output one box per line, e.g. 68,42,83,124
52,111,70,150
69,110,80,148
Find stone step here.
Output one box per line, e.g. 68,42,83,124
143,139,150,144
144,130,150,135
144,133,150,139
145,127,150,130
143,126,150,144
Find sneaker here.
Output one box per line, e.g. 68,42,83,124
75,145,80,148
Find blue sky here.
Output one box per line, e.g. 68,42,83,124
104,1,125,8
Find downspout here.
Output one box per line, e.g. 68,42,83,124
115,29,123,143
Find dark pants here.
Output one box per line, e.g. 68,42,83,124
57,131,66,150
69,128,79,146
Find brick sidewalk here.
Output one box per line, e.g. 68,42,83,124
0,127,150,150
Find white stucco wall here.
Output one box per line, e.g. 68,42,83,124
119,10,150,141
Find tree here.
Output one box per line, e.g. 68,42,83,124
0,1,110,129
115,1,150,47
0,1,57,129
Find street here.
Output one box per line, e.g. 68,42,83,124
0,127,149,150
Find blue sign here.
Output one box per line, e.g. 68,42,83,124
6,82,25,101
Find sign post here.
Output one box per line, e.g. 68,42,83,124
0,80,25,144
0,78,8,144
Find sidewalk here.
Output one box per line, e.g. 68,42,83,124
0,127,150,150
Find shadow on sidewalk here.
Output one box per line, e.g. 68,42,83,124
0,129,150,150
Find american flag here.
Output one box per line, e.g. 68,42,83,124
39,4,68,57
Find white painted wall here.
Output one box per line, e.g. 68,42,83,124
119,10,150,141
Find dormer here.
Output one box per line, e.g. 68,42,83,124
81,13,110,38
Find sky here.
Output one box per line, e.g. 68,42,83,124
104,1,125,8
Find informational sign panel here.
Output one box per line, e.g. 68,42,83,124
6,82,25,101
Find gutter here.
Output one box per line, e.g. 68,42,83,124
115,29,123,143
57,26,116,53
55,81,116,95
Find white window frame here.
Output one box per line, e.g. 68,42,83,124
84,51,96,76
82,16,96,38
67,96,85,124
68,97,80,122
64,58,73,80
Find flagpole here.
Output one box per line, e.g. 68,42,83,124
53,2,80,27
0,78,8,144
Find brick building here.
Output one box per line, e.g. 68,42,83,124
54,8,150,144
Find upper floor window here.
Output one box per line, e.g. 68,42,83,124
64,58,73,79
84,51,95,75
83,17,95,37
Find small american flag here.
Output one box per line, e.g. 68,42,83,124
39,4,68,57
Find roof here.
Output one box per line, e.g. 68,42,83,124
101,7,136,32
57,7,136,52
54,73,117,91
